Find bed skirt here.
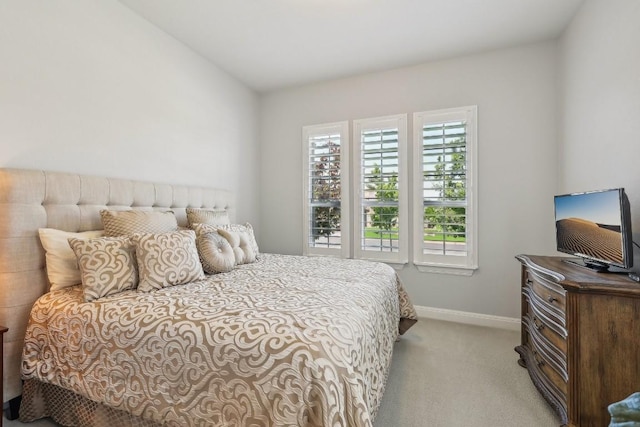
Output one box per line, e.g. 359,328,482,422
19,379,161,427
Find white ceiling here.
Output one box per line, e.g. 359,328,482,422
118,0,584,93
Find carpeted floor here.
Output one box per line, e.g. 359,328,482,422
374,318,560,427
4,318,560,427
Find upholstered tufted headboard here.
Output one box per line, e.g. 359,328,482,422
0,168,235,403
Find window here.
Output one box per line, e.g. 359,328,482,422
354,115,408,264
303,107,476,275
302,122,350,257
412,106,478,274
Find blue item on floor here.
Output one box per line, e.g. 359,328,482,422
609,392,640,427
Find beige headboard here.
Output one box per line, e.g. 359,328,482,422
0,168,235,402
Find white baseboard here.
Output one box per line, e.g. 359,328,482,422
415,305,520,331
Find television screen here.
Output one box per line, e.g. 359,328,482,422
554,188,633,271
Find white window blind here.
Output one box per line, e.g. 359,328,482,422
413,106,477,273
354,115,408,264
302,122,350,257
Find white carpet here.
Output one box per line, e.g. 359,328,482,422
374,318,559,427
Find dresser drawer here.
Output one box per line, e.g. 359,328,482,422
523,305,567,359
516,341,568,424
522,288,567,344
527,333,568,397
524,269,566,328
525,313,568,382
524,290,567,348
530,311,567,355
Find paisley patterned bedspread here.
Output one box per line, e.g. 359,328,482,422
22,254,417,427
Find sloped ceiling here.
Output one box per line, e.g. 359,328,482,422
119,0,584,92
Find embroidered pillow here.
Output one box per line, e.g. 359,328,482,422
217,228,256,265
192,223,219,237
38,228,104,291
196,232,236,274
100,210,178,237
68,236,138,302
132,230,204,292
186,208,230,228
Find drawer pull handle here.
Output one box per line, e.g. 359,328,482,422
533,318,545,331
526,279,533,285
533,351,546,367
547,295,557,303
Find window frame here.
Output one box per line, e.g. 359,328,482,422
353,114,409,265
302,121,350,258
412,106,478,275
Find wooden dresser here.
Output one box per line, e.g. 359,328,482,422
515,255,640,427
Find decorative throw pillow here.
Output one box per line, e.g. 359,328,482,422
132,230,204,292
217,228,256,265
192,222,219,237
100,210,178,237
68,236,138,302
220,223,260,257
196,232,236,274
186,208,230,228
38,228,104,291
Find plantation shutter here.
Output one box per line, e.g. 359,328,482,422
422,121,468,255
413,107,478,273
360,128,400,252
302,122,350,257
354,115,408,263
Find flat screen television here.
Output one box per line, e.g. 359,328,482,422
554,188,633,271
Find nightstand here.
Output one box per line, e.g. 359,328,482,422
0,325,7,427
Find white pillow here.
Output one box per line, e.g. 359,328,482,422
38,228,104,291
217,228,256,265
193,222,260,258
196,232,236,274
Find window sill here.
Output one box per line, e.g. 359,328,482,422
415,264,477,276
386,261,408,271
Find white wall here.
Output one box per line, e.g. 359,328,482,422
9,0,625,319
559,0,640,262
0,0,260,224
259,42,559,318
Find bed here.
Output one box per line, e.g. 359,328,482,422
0,168,417,427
